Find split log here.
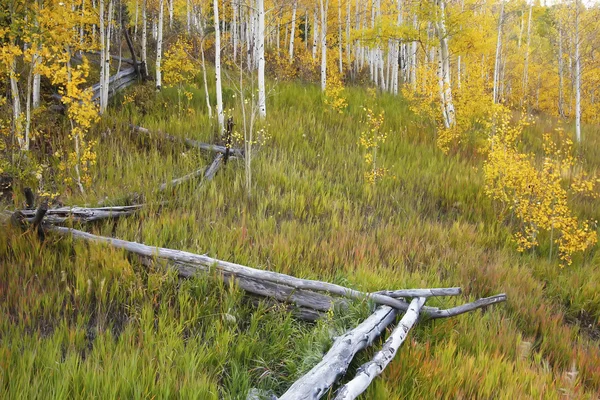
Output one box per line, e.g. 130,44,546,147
278,306,398,400
375,287,461,298
130,125,244,157
333,297,426,400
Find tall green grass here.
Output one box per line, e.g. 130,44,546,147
1,76,599,398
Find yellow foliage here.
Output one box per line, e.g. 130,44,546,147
484,106,597,265
359,107,389,184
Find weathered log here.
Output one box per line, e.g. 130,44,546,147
333,297,426,400
130,125,244,157
46,226,425,314
47,225,508,318
141,257,342,320
278,306,398,400
374,287,461,298
18,205,142,224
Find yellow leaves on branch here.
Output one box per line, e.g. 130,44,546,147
359,106,389,184
484,106,597,266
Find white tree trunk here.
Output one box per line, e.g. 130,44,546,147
492,0,504,104
10,58,24,149
168,0,173,28
141,0,147,76
99,0,106,113
214,0,225,132
522,3,532,106
338,0,342,74
156,0,164,90
436,0,455,128
558,27,565,117
134,0,139,37
200,39,212,118
312,6,318,60
320,0,328,92
232,0,238,62
575,0,581,142
257,0,266,119
289,0,297,62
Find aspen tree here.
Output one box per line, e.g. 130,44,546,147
320,0,328,92
289,0,297,62
257,0,266,118
214,0,225,131
156,0,164,90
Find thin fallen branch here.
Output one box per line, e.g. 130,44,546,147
130,125,244,157
278,306,398,400
159,168,206,192
375,287,461,298
422,293,507,319
333,297,426,400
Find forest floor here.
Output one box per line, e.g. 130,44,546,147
2,78,600,399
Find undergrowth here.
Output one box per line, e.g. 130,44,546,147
1,76,600,398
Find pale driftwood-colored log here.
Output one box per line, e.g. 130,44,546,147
278,306,398,400
375,287,461,298
18,205,142,224
48,227,507,319
130,125,243,157
333,297,426,400
46,226,424,314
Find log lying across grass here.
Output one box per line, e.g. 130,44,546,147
17,205,143,224
130,125,244,158
46,226,506,322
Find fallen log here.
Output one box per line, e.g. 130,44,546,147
17,205,143,224
47,226,506,319
130,125,244,157
141,258,342,321
278,306,398,400
333,297,426,400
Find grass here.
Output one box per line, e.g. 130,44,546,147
1,74,600,399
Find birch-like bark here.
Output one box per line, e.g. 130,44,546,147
99,0,106,113
436,0,455,128
141,0,148,77
156,0,164,90
232,0,238,62
214,0,225,132
493,0,504,104
257,0,266,119
574,0,581,142
320,0,328,92
289,0,297,62
10,57,24,149
558,26,565,117
312,6,318,60
522,3,532,107
200,39,212,118
134,0,139,37
168,0,173,28
338,0,343,74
